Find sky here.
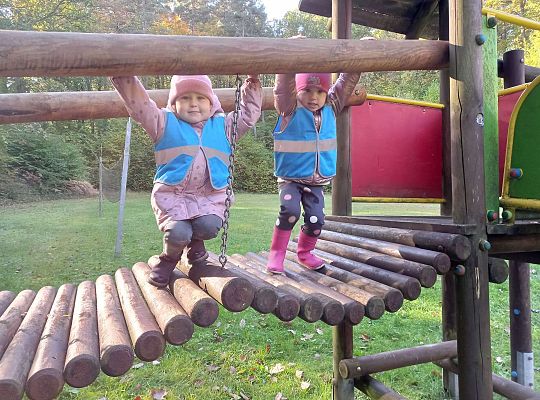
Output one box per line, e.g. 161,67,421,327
260,0,298,20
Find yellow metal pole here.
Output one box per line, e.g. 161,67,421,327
482,7,540,31
366,94,444,109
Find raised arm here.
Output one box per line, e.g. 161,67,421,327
328,73,362,115
226,75,263,141
273,73,297,116
110,76,166,143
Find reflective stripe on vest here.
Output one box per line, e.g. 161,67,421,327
154,112,231,189
273,105,337,179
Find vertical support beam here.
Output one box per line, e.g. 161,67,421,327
509,261,534,389
442,270,459,398
503,49,525,88
331,0,352,217
448,0,493,398
439,0,452,217
482,15,500,217
502,52,534,389
332,2,354,398
333,323,354,399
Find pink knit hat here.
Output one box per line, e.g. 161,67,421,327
295,73,331,93
167,75,215,108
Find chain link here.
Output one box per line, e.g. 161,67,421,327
219,75,242,268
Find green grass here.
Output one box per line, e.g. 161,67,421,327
0,193,538,399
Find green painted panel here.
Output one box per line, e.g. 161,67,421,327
508,79,540,199
482,16,499,214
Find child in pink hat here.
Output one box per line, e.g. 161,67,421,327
111,74,262,287
267,69,362,274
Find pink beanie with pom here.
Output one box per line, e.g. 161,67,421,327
167,75,215,108
295,73,331,93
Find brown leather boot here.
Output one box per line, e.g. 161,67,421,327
187,239,209,265
147,253,180,288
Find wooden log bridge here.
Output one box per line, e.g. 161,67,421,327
0,86,367,124
0,220,509,400
0,31,449,77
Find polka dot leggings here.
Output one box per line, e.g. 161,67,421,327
275,182,325,237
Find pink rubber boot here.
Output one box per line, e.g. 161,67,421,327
297,230,325,270
266,227,292,274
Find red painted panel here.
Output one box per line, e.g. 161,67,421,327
350,100,443,198
498,91,523,190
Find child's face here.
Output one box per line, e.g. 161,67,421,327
297,86,327,112
174,92,212,124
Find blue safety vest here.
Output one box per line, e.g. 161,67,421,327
273,105,337,179
154,112,231,189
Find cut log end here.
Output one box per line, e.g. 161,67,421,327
134,331,165,362
344,302,365,325
274,295,300,322
221,277,255,312
0,379,23,400
64,354,101,388
190,298,219,327
164,315,194,345
365,297,385,320
100,344,134,376
25,368,63,400
251,287,279,314
321,302,345,326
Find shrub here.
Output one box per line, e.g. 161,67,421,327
234,132,277,193
2,125,88,192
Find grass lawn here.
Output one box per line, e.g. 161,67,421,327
1,192,538,399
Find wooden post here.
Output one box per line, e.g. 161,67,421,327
440,0,453,217
331,0,353,218
449,0,493,397
330,0,355,381
509,261,534,389
502,49,534,390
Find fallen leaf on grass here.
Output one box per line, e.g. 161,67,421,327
132,362,144,369
151,389,167,400
316,328,323,335
275,393,288,400
269,363,285,375
271,376,278,382
239,392,250,400
207,364,221,372
301,333,314,341
152,360,160,365
295,370,304,379
230,366,237,374
300,381,311,390
239,319,246,328
360,333,370,342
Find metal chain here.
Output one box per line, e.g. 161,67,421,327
219,75,242,268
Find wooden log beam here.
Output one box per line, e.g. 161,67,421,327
0,286,56,400
405,0,441,39
95,274,134,377
258,251,385,320
132,262,194,346
244,253,346,326
168,269,219,327
26,284,77,400
0,31,449,77
339,340,457,379
0,290,36,360
354,375,407,399
0,291,16,317
230,254,324,323
487,257,508,284
435,359,539,400
114,268,165,362
177,257,254,313
324,219,471,261
308,247,422,300
0,86,366,124
63,281,100,389
245,252,365,325
312,238,437,288
286,242,403,313
489,234,540,254
319,229,451,274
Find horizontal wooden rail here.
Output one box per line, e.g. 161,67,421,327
0,31,449,77
0,86,367,124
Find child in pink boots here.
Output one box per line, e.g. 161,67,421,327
112,74,262,287
266,71,361,274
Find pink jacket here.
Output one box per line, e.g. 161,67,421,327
111,76,263,231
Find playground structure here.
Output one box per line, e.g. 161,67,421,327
0,0,540,399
